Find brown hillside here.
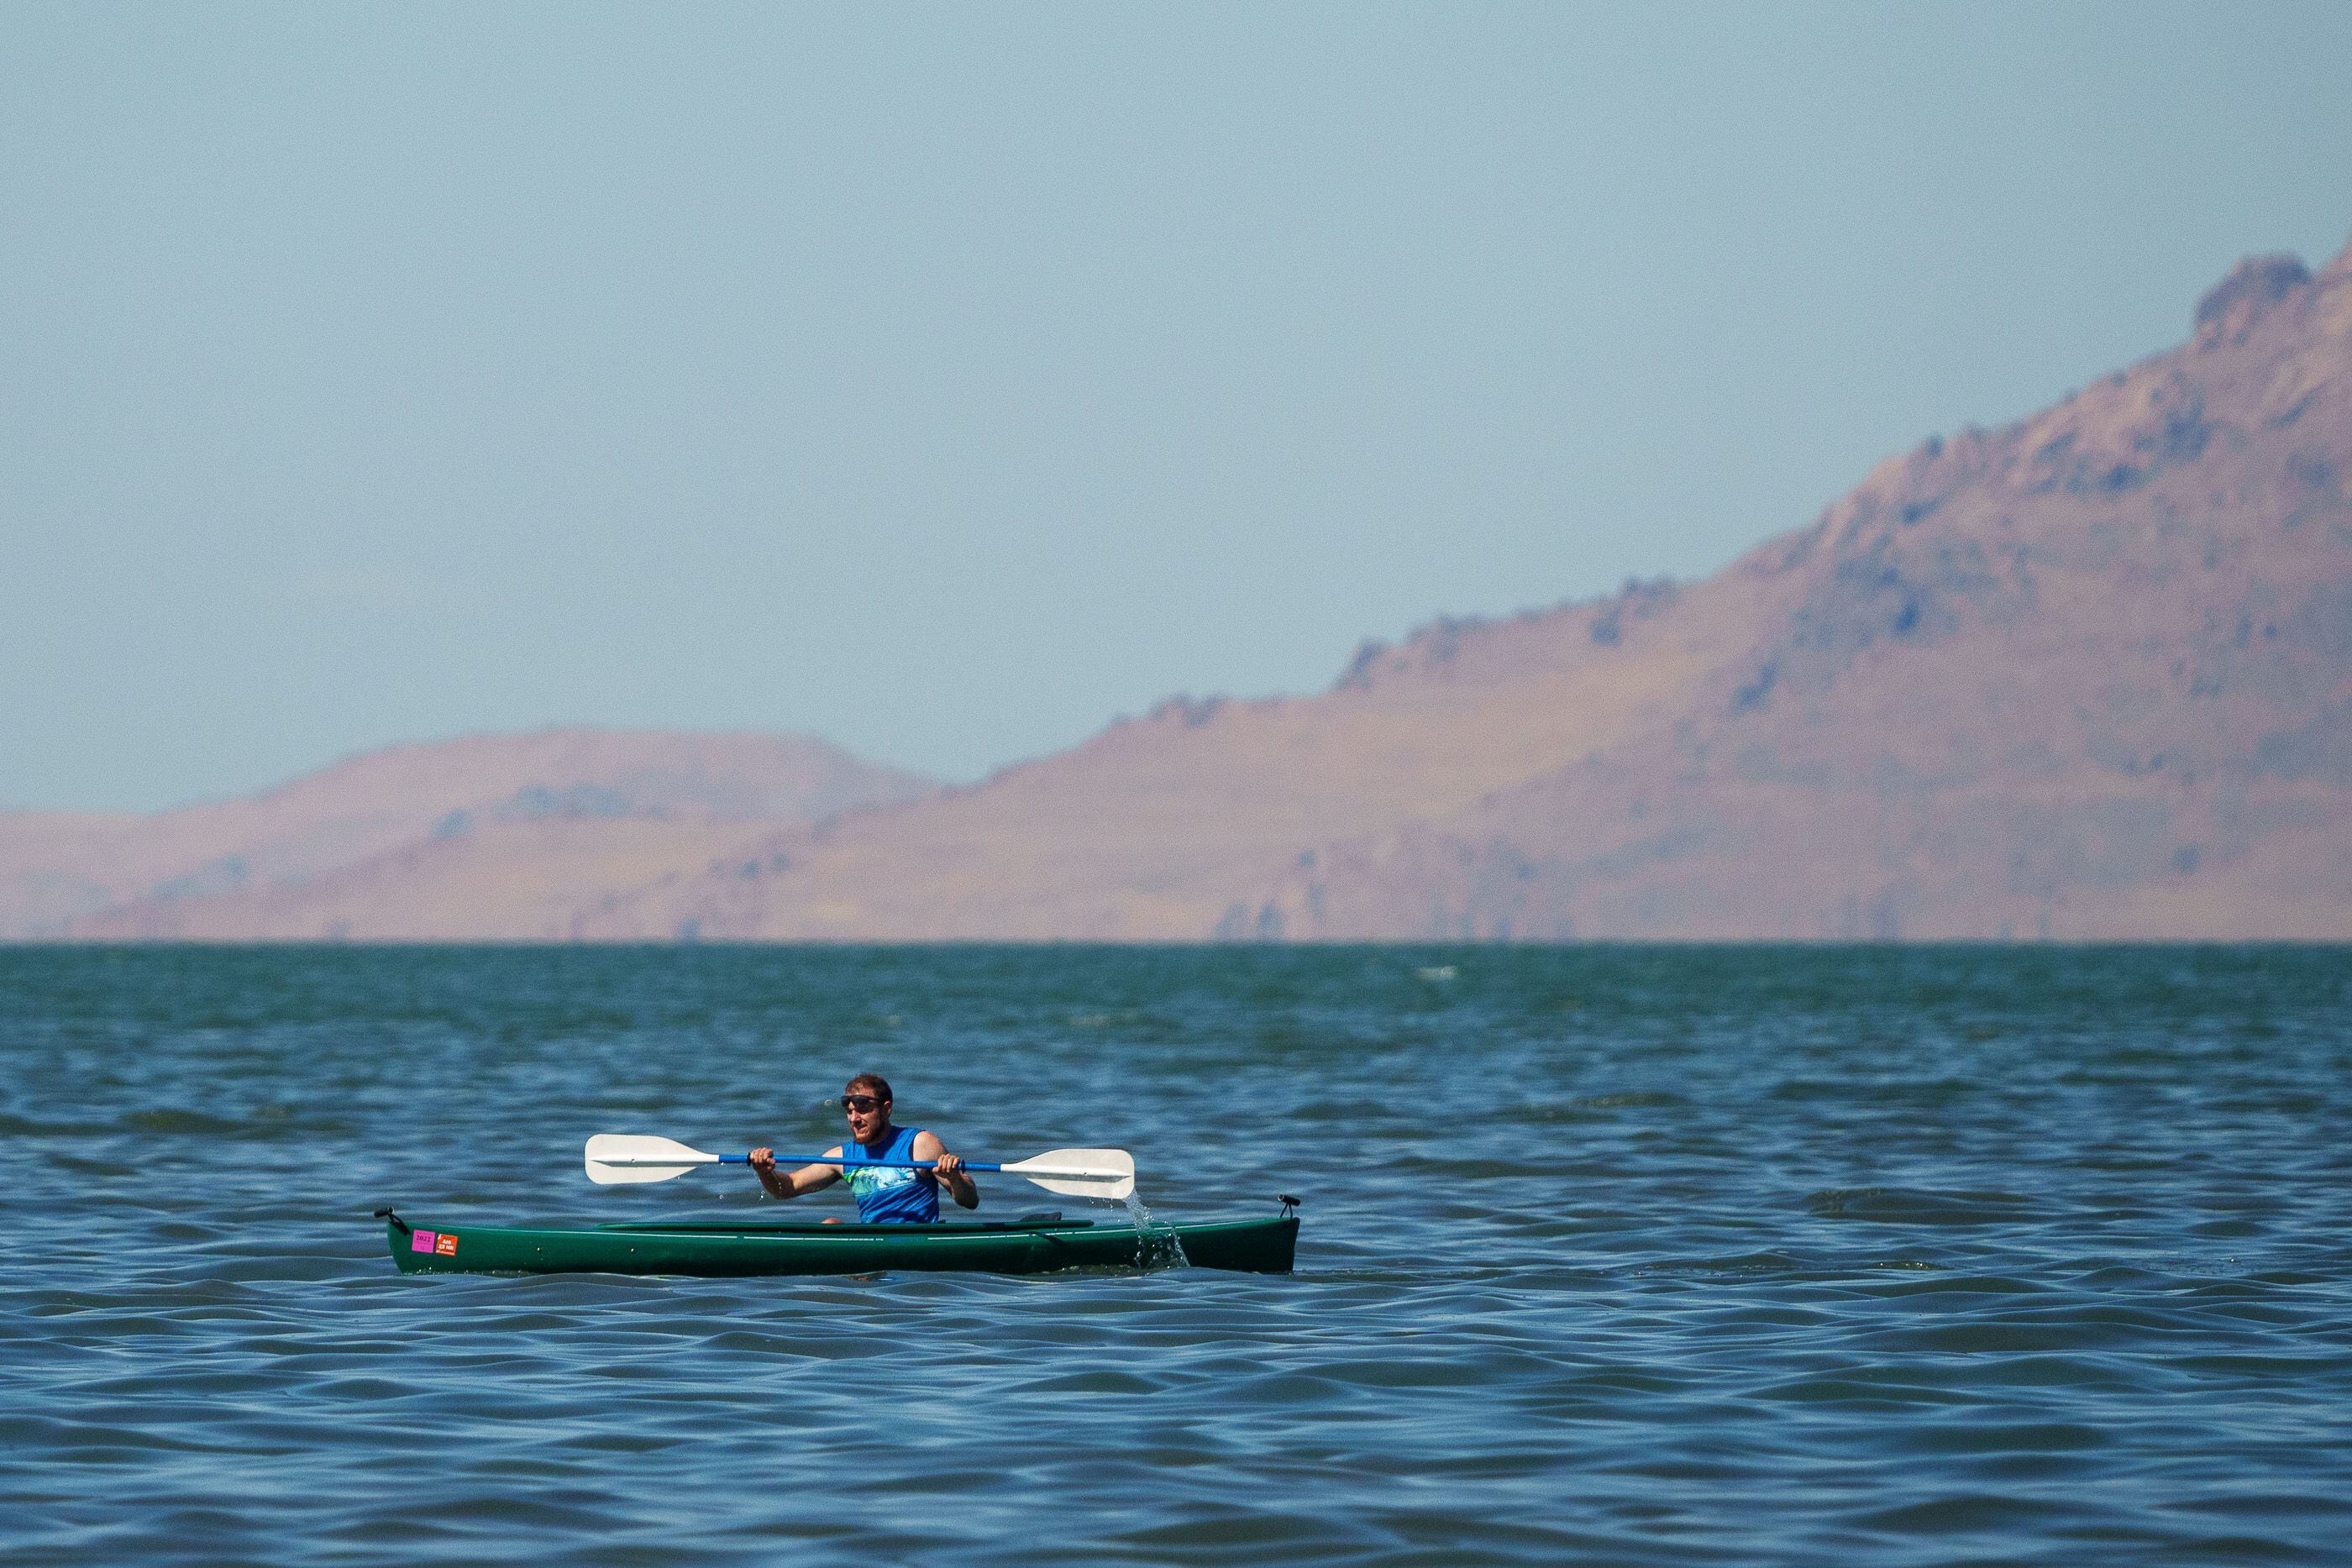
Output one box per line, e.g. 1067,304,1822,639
1236,246,2352,938
579,239,2352,941
13,730,932,939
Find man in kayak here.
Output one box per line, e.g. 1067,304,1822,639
746,1073,979,1221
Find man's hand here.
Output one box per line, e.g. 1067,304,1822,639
925,1145,979,1209
748,1146,777,1177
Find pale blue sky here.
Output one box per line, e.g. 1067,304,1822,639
5,3,2349,811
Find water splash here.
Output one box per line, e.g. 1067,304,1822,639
1121,1188,1190,1270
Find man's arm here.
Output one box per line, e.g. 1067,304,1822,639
911,1130,979,1209
748,1146,843,1201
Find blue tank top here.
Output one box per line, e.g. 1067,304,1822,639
837,1125,939,1224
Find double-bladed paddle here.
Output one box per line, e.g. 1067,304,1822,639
584,1133,1137,1200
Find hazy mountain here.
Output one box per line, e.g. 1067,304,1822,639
4,731,933,939
22,236,2350,941
579,239,2352,941
1235,248,2352,940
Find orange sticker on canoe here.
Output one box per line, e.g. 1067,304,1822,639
434,1234,458,1256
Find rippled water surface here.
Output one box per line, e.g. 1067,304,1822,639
4,945,2349,1564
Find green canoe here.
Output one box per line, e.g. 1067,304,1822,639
381,1208,1299,1277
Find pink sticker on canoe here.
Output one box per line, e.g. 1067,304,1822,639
411,1230,438,1253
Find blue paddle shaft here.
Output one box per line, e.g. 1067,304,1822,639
741,1154,1004,1172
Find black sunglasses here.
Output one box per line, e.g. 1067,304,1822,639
840,1094,885,1114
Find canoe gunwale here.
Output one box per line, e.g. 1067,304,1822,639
595,1217,1105,1237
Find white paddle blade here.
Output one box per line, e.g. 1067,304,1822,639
999,1147,1136,1200
585,1133,722,1186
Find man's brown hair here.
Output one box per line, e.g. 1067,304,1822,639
845,1072,893,1103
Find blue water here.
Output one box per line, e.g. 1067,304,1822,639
3,946,2349,1564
